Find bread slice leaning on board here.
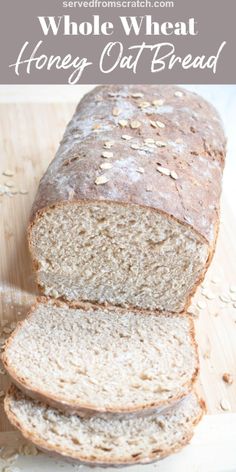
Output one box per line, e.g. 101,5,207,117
2,299,198,414
5,386,205,466
28,85,226,313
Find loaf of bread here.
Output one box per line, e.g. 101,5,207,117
3,299,198,414
28,85,225,313
5,385,204,466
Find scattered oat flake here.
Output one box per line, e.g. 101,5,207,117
138,101,151,109
204,292,216,300
2,466,13,472
219,294,231,303
10,188,18,194
3,169,14,177
118,119,128,128
229,285,236,293
156,140,167,147
146,186,153,192
5,181,14,187
100,162,113,170
131,92,144,98
170,171,178,180
19,189,28,195
152,99,165,106
155,120,166,129
103,141,114,149
121,134,132,140
19,443,39,456
112,107,121,116
137,167,144,174
3,326,13,334
197,300,206,310
174,90,184,97
102,151,113,159
157,165,170,176
188,307,200,318
131,144,141,150
95,175,109,185
130,120,141,129
0,446,19,461
211,276,220,284
222,373,233,385
201,288,208,296
220,398,231,411
203,350,211,359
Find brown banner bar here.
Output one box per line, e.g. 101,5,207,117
0,0,235,84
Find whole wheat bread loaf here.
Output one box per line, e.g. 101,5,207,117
28,85,225,313
5,385,204,466
3,299,198,414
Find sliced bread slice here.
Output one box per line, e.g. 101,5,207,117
3,299,198,414
28,85,225,314
5,385,204,466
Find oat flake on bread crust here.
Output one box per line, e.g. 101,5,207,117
28,85,226,312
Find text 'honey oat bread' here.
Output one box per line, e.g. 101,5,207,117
5,385,204,466
2,299,198,414
28,85,226,313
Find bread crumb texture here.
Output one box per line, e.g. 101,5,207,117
29,85,225,311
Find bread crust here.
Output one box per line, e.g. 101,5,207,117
2,297,199,415
4,385,205,466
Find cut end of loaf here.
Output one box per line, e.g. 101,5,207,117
5,385,204,465
3,299,198,413
29,201,208,312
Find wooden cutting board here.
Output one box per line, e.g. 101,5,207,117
0,101,236,439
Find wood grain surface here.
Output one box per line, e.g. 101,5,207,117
0,101,236,439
